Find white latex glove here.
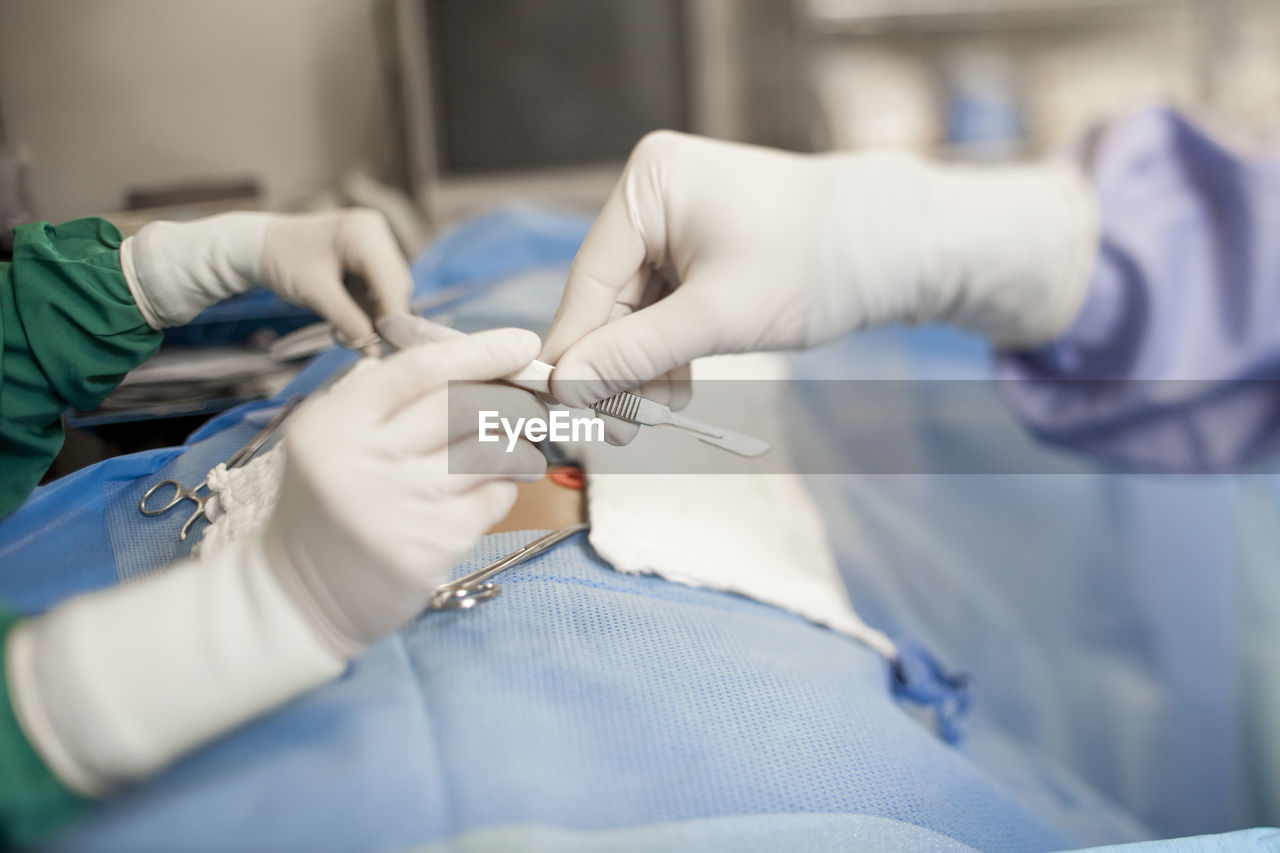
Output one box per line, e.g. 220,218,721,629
121,209,413,346
542,131,1097,414
5,329,545,794
262,330,547,657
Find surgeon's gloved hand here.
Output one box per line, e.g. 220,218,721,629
122,209,413,348
5,330,544,796
542,131,1098,417
263,328,547,656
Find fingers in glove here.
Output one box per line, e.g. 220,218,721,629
446,382,548,447
444,478,521,538
655,363,694,412
632,362,693,412
341,328,541,421
549,283,710,409
335,210,414,318
301,268,381,348
443,436,548,485
586,362,689,446
387,382,547,454
377,313,464,349
406,451,532,500
599,414,641,446
562,364,701,446
540,137,670,365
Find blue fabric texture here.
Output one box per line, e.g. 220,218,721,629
49,533,1107,853
409,207,590,312
407,821,1280,853
792,328,1253,837
0,204,1273,851
415,813,984,853
0,447,178,613
107,400,292,584
1075,828,1280,853
998,108,1280,472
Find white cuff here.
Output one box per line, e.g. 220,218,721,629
932,159,1100,349
6,623,101,794
1025,161,1100,348
127,214,270,328
809,153,1100,350
119,235,163,331
8,536,344,795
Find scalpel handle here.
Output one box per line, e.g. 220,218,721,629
664,413,771,457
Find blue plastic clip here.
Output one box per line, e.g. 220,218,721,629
889,641,972,745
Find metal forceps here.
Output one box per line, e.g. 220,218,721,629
430,522,590,612
139,397,302,541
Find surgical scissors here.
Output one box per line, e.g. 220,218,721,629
430,522,590,611
139,396,302,541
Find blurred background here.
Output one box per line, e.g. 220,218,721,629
1,0,1278,463
4,0,1279,229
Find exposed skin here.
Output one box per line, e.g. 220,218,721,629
487,474,586,534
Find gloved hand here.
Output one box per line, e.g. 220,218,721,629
5,329,544,794
121,209,413,347
262,329,547,657
542,131,1098,413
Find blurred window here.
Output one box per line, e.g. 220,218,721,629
424,0,691,174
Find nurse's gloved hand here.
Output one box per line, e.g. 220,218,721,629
122,209,412,348
5,330,544,796
263,328,546,657
542,131,1097,420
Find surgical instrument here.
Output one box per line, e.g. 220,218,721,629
593,391,771,457
139,396,302,541
429,522,590,611
377,313,771,456
268,281,481,362
376,313,554,394
331,328,382,352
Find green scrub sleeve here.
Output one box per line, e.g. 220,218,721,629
0,218,163,518
0,606,88,849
